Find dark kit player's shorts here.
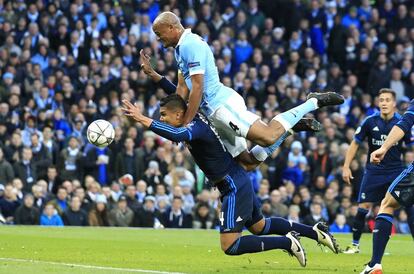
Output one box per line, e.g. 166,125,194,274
388,163,414,208
358,168,405,203
215,164,263,233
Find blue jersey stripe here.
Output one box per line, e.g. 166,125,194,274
388,163,414,192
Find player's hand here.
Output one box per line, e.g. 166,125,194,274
121,100,143,122
342,166,354,184
140,49,156,76
371,147,387,164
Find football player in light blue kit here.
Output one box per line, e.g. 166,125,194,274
151,12,344,164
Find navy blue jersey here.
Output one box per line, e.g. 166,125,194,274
149,115,235,181
355,112,414,171
397,99,414,133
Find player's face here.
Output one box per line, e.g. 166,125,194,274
159,106,184,127
153,23,175,48
378,92,396,116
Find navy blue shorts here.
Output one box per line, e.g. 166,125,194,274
388,163,414,208
358,168,405,203
216,165,263,233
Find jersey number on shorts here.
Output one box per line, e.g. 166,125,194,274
229,121,239,132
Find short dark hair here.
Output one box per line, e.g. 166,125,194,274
160,94,187,112
378,88,396,99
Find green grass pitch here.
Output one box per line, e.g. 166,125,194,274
0,226,412,273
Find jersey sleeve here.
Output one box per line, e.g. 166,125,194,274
354,117,369,144
181,40,207,76
396,99,414,134
403,125,414,147
149,120,191,142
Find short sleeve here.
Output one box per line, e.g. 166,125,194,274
354,117,369,144
404,125,414,147
181,40,207,76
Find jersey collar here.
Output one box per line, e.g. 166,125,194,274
175,29,191,48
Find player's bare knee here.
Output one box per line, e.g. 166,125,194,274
359,202,372,210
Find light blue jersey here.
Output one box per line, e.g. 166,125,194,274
174,29,232,116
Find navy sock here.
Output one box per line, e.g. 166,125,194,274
225,235,291,255
405,207,414,239
369,213,393,267
352,207,369,245
260,217,318,241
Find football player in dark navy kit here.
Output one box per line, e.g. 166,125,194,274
122,95,339,267
362,98,414,274
342,89,414,254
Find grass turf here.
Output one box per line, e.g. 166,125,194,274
0,226,412,274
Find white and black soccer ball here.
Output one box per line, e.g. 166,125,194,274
87,120,115,148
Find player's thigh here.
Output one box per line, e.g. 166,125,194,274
219,170,254,233
378,193,400,216
216,127,248,158
209,92,259,139
246,197,265,234
358,170,400,203
388,171,414,208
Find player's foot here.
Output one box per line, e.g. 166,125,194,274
307,91,344,107
292,118,322,132
286,231,306,267
343,243,360,254
360,263,382,274
313,222,340,254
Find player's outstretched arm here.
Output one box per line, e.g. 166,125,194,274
342,140,359,184
122,100,191,143
371,126,405,164
183,74,203,125
140,49,177,95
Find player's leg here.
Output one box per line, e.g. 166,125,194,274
246,92,343,147
344,202,372,254
404,206,414,239
361,193,398,274
346,170,392,254
362,167,414,274
248,216,338,254
218,172,305,266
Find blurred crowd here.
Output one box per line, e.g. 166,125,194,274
0,0,413,233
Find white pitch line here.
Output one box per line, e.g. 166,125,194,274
0,257,185,274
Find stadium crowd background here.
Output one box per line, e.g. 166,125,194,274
0,0,413,234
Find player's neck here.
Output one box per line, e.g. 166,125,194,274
174,28,185,48
380,111,394,121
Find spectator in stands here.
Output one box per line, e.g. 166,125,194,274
30,133,51,178
162,196,192,229
0,147,14,185
57,136,83,181
13,147,37,191
329,213,351,233
50,186,68,215
0,184,20,223
62,196,88,226
192,202,216,229
125,184,141,213
134,195,162,228
108,195,134,227
14,194,40,225
114,137,142,182
270,189,289,217
395,210,411,235
40,203,64,226
88,194,110,227
136,180,147,204
303,202,326,226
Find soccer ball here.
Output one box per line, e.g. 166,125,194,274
87,120,115,148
